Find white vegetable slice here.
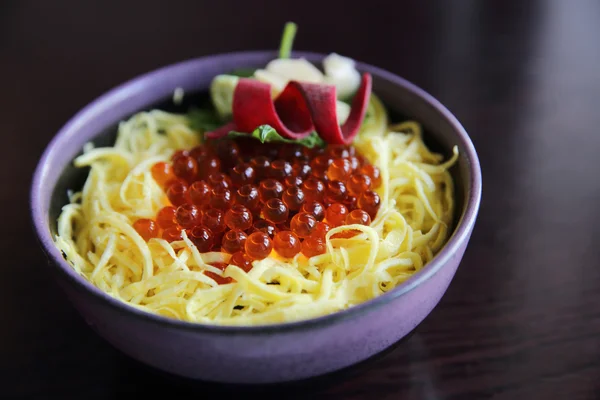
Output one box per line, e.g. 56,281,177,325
336,100,351,125
323,53,362,100
265,58,325,83
254,69,288,97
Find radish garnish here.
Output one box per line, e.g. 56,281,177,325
207,72,371,145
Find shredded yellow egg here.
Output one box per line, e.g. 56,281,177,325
54,97,458,325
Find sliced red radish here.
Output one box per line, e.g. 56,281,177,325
206,72,372,145
205,121,237,139
283,73,371,144
233,77,314,139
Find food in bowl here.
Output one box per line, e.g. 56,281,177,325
53,23,459,326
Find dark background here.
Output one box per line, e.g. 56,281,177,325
2,0,600,398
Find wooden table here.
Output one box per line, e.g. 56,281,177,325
3,0,599,398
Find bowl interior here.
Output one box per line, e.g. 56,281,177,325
33,51,480,330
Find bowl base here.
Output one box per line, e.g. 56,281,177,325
120,324,420,394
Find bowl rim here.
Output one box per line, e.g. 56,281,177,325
30,50,482,334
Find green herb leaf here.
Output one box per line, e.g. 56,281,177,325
187,108,222,132
227,124,325,148
230,68,257,78
278,22,297,59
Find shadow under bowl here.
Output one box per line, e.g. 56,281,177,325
30,51,482,384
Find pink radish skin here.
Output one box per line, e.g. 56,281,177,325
206,72,372,145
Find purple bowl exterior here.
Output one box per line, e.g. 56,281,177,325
30,51,481,384
58,239,467,383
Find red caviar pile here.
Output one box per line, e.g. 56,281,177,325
133,138,381,281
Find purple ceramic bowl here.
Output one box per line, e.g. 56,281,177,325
30,51,481,384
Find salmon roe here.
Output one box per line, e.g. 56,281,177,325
133,218,159,241
207,173,232,190
312,221,331,240
162,226,182,242
166,181,189,207
283,175,303,188
292,162,311,178
326,180,348,203
359,164,381,188
230,163,255,187
189,181,211,206
235,184,260,212
249,156,270,180
145,138,381,281
346,173,372,196
176,204,201,228
301,236,326,257
151,162,175,187
197,155,221,180
259,179,284,202
172,155,198,183
346,209,372,226
189,226,214,252
221,229,248,254
273,230,301,258
262,198,289,225
245,231,273,260
300,201,325,221
156,206,177,229
327,158,352,181
189,144,211,161
210,186,233,210
224,204,253,231
171,149,189,162
357,190,381,219
202,208,226,234
230,251,253,272
301,178,325,203
252,219,278,238
325,203,349,227
290,212,317,238
282,186,305,211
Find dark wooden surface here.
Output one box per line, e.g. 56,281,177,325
3,0,600,398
